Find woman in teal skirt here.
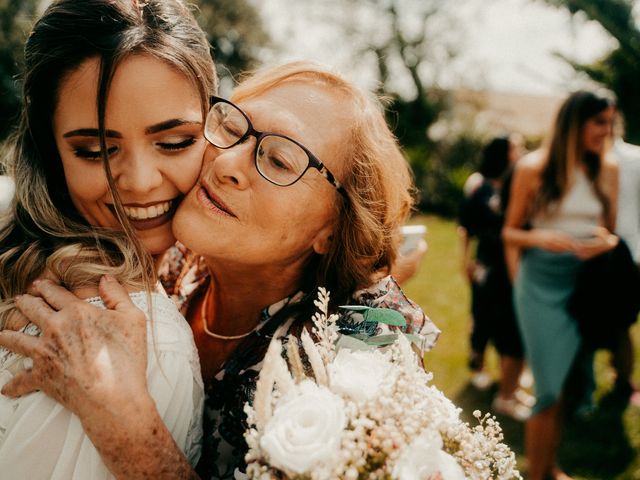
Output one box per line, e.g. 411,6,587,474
503,91,619,480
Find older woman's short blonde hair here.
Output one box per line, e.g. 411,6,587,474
233,61,415,303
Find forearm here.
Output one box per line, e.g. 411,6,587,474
80,395,199,480
502,226,538,249
503,243,520,283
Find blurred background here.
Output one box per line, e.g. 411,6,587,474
1,0,639,478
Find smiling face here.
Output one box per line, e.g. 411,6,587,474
53,54,206,254
173,81,350,270
581,105,615,155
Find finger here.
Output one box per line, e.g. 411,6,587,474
99,275,139,313
0,330,40,358
3,309,30,331
32,279,81,311
1,369,39,398
14,294,56,330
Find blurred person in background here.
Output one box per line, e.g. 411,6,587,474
459,135,531,420
503,90,618,480
612,131,640,406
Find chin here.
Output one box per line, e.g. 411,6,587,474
137,228,176,256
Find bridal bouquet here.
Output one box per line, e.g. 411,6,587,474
243,289,521,480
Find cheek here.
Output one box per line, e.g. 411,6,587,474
60,157,109,205
171,144,206,194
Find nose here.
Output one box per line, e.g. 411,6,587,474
113,150,163,195
205,140,253,190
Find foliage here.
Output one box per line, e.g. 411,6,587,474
0,0,39,140
0,0,268,142
542,0,640,144
406,131,485,217
193,0,269,91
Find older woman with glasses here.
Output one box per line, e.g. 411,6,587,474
0,61,439,479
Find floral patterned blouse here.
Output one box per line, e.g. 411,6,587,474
158,243,440,480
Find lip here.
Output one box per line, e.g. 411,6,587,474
107,197,180,231
197,182,236,217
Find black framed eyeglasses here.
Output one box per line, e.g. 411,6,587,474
204,96,347,197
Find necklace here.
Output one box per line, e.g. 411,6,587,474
200,285,257,341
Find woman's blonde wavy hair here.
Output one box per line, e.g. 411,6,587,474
0,0,216,327
232,61,415,305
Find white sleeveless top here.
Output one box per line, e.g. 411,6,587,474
531,169,603,239
0,292,204,479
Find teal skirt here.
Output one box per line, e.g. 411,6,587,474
514,248,594,415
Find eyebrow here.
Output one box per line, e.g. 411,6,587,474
62,119,202,138
145,118,202,134
62,128,122,138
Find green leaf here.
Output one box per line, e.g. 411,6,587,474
339,305,372,312
363,308,406,327
365,334,399,346
336,335,374,351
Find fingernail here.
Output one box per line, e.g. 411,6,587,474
102,274,115,283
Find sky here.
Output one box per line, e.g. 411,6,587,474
256,0,617,97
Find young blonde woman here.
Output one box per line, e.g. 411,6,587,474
0,0,217,477
503,90,618,480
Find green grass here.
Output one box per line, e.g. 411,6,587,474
402,214,640,480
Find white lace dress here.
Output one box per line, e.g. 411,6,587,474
0,292,204,479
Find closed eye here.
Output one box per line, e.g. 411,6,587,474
156,137,197,150
74,146,118,159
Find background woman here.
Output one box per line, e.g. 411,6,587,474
0,0,216,477
459,135,530,421
503,90,618,480
1,62,439,478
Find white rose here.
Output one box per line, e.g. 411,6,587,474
260,380,346,476
393,430,466,480
328,348,392,403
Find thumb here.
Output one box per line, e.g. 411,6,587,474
99,275,137,313
1,370,39,398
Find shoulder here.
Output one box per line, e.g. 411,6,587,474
517,150,545,174
510,151,543,195
93,292,196,352
351,276,440,354
463,172,484,197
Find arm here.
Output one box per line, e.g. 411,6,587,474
0,277,200,480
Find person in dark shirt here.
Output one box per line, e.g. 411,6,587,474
459,135,531,420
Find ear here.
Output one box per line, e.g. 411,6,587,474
312,224,334,255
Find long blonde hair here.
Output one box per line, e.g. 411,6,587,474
0,0,216,326
232,61,415,305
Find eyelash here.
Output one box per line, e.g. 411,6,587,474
74,146,117,159
157,137,197,150
73,137,197,159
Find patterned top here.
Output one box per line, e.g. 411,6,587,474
158,243,440,479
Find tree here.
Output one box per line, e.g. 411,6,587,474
0,0,269,141
318,0,462,212
0,0,40,140
543,0,640,143
194,0,269,92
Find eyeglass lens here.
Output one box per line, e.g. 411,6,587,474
205,101,310,186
